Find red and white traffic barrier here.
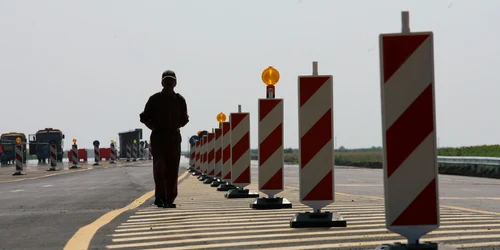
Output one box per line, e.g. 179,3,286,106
230,111,250,188
202,135,208,174
126,144,131,162
290,62,344,228
225,106,259,198
298,63,334,210
110,142,116,164
258,98,284,198
70,142,79,169
94,144,100,165
221,122,232,182
189,144,195,168
214,128,222,179
48,143,57,171
379,11,439,245
12,143,24,176
132,143,137,161
206,132,215,179
252,66,291,209
195,140,201,172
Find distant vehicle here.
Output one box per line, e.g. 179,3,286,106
0,132,27,165
29,128,65,164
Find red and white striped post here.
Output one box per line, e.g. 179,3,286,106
47,142,58,171
211,124,223,187
110,141,116,164
217,121,236,191
189,143,195,169
192,140,202,176
132,140,137,161
203,132,215,184
12,137,24,176
377,11,440,249
93,140,100,166
252,66,291,209
126,144,131,162
225,105,259,198
70,138,80,169
290,61,345,228
198,135,208,181
139,141,145,160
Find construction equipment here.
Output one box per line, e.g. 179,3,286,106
0,132,27,165
29,128,65,164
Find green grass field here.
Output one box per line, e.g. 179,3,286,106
274,145,500,166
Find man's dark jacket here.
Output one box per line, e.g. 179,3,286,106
140,90,189,146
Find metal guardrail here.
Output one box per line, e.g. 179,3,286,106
438,156,500,166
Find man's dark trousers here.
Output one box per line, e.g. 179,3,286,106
152,132,181,204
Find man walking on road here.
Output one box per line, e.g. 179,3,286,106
139,69,189,208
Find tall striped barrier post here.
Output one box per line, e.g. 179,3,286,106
198,134,209,181
290,62,346,228
211,116,224,187
139,141,145,160
47,142,58,171
225,105,259,199
189,144,195,170
70,138,80,169
110,140,116,164
203,131,216,184
132,140,137,161
126,144,131,162
192,140,202,176
12,137,25,176
188,135,199,173
375,11,442,250
217,121,237,191
93,140,100,166
252,66,291,209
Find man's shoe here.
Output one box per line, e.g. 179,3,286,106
154,198,164,208
163,203,176,208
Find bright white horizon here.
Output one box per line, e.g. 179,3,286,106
1,0,499,150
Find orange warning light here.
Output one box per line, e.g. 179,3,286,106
16,137,21,144
261,66,280,86
72,138,77,144
217,112,226,123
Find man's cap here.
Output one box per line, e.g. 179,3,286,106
162,70,176,81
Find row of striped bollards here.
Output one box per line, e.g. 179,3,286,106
189,11,443,249
187,63,343,231
124,140,151,162
11,138,124,175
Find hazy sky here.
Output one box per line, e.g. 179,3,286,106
1,0,499,151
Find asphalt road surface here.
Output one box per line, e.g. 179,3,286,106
0,159,188,250
1,159,500,250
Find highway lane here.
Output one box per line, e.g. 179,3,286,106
0,159,188,250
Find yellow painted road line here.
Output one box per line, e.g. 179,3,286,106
63,171,189,250
442,205,500,216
